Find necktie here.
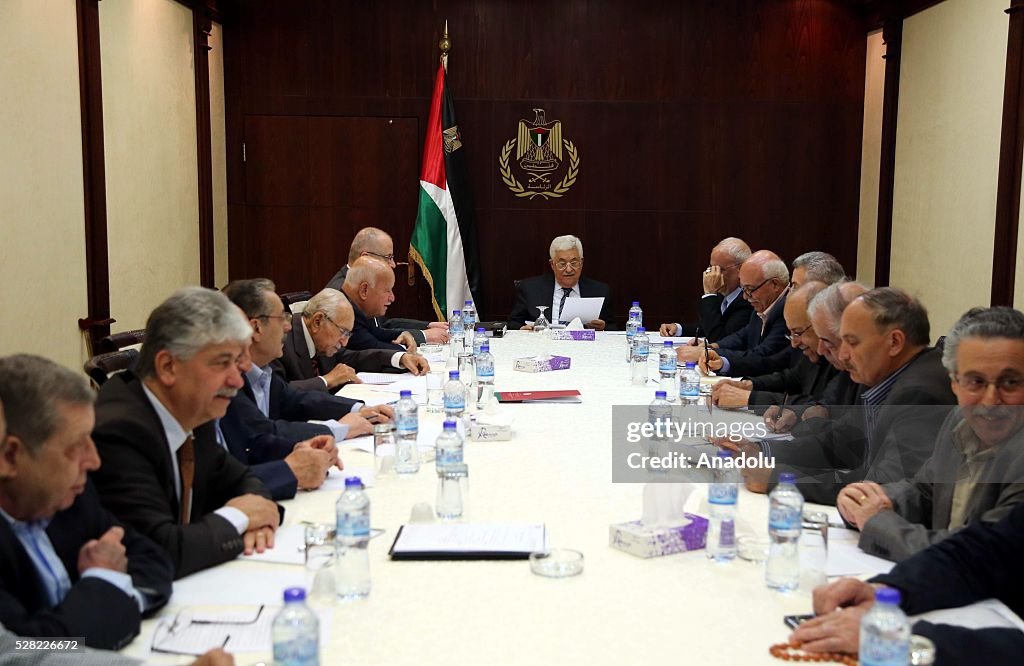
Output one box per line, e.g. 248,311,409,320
177,435,195,525
558,287,573,323
310,355,321,377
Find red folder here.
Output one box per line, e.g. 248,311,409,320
495,390,581,403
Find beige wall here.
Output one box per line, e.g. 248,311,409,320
890,0,1008,338
100,0,200,331
0,0,91,371
856,30,885,287
210,22,230,288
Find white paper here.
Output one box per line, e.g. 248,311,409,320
825,526,895,577
346,434,375,454
557,297,604,324
392,523,547,554
321,466,374,489
356,371,411,384
240,525,305,566
150,605,332,655
911,599,1024,632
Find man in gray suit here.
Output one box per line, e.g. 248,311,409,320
325,227,448,344
839,306,1024,561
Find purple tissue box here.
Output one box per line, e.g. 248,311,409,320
513,355,572,372
609,514,709,558
549,329,596,341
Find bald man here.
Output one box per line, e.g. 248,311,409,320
341,257,421,352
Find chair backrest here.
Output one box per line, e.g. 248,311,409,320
513,279,523,290
84,349,139,388
96,329,146,354
280,291,312,310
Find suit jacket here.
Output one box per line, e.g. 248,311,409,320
342,294,413,352
0,482,172,650
274,313,403,392
236,369,359,444
91,371,271,579
325,266,427,341
747,352,840,412
716,292,791,372
766,347,957,505
857,410,1024,562
508,274,615,329
217,412,298,501
679,292,754,342
870,501,1024,666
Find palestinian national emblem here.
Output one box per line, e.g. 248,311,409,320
499,108,580,200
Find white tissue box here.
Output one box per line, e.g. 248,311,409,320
609,515,709,558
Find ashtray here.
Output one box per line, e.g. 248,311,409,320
418,344,444,355
529,549,584,578
737,535,770,563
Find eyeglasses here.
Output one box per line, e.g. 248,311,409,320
784,326,812,342
318,312,352,339
740,277,774,297
364,251,396,263
953,374,1024,397
554,259,582,270
257,312,290,323
707,262,742,272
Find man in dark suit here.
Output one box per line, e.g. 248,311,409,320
325,227,448,344
340,257,426,352
91,288,281,579
276,288,429,393
0,355,172,649
508,234,614,330
659,237,753,342
838,306,1024,562
680,250,791,377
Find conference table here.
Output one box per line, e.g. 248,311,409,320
126,331,825,665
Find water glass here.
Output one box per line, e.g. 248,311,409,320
436,463,468,520
373,423,396,475
426,370,445,414
304,523,336,606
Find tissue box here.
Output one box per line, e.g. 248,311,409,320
513,355,571,372
609,515,709,558
549,330,596,341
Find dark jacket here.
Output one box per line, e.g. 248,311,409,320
716,291,791,374
217,413,298,501
235,369,359,443
748,351,840,411
91,371,271,579
0,482,172,649
326,265,428,340
679,292,753,342
508,273,614,329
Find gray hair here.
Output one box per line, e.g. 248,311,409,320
344,257,390,290
761,257,791,284
714,237,752,264
793,251,846,285
0,354,94,454
348,227,391,264
808,280,870,338
135,287,253,379
856,287,931,347
304,288,352,320
942,306,1024,374
549,235,583,259
222,278,277,319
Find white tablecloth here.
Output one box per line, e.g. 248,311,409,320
126,332,818,665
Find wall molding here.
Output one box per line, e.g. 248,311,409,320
874,16,902,288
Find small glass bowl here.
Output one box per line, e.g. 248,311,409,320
418,344,445,355
529,549,584,578
737,535,770,563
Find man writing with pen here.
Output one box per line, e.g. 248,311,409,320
222,280,392,475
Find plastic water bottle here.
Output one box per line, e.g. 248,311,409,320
443,370,466,420
449,309,464,355
649,390,672,440
766,472,803,591
472,327,487,356
476,342,495,409
707,450,739,562
394,390,420,474
625,303,641,361
334,477,370,600
859,588,911,666
462,300,477,349
629,300,643,328
679,361,701,404
435,420,464,471
658,341,678,401
272,587,319,666
630,326,650,385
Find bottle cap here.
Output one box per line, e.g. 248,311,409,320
632,301,640,306
400,390,412,398
477,327,485,333
654,391,666,399
663,341,673,347
875,587,901,605
465,300,472,305
344,476,364,488
637,327,646,333
443,420,457,430
684,361,696,368
778,472,796,484
452,310,461,315
283,587,306,603
449,370,460,380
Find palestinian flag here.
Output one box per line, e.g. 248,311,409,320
410,60,479,320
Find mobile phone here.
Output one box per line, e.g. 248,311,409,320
784,614,815,629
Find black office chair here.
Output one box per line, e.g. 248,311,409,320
96,329,145,354
84,349,139,388
281,290,313,312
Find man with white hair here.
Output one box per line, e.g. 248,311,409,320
659,237,753,342
790,251,846,290
92,288,280,579
508,234,614,330
341,257,423,352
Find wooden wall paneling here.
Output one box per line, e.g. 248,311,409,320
242,206,311,292
992,0,1024,305
243,115,311,205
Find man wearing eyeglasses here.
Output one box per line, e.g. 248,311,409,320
508,234,614,330
834,306,1024,562
325,227,448,345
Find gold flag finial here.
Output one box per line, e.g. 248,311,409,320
439,21,451,55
